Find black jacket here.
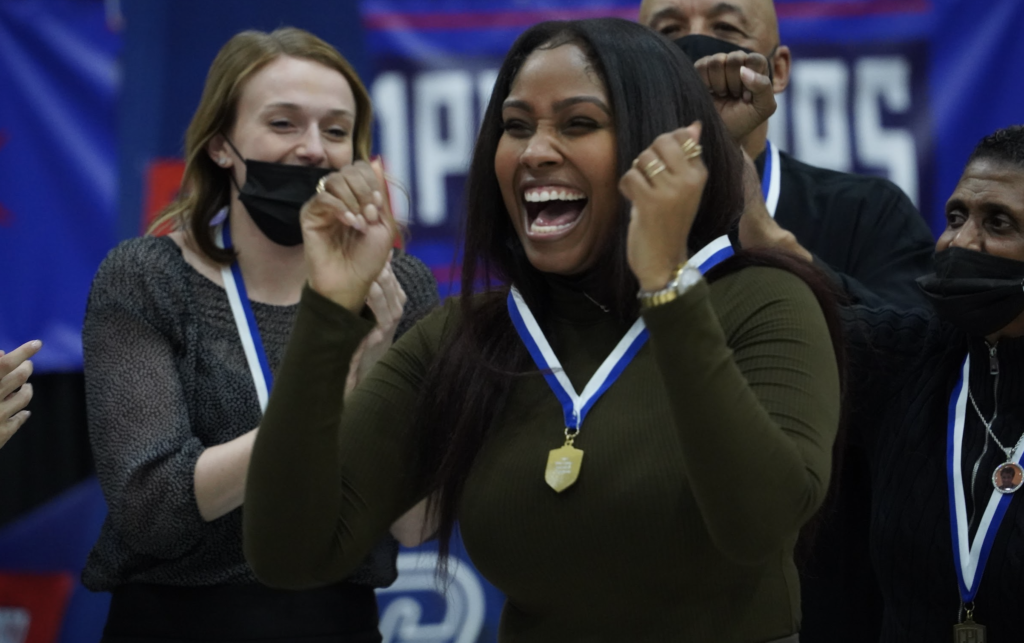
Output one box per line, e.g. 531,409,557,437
763,150,935,309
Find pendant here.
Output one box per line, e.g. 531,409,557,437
953,617,986,642
545,444,583,493
992,461,1023,494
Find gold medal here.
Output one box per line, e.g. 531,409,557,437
954,604,986,642
545,429,583,493
953,616,986,642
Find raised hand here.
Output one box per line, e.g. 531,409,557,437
737,149,811,261
694,51,776,144
0,339,41,449
301,159,397,311
619,122,707,291
345,260,408,395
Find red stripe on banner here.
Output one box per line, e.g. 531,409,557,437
775,0,931,19
363,7,636,31
0,571,75,643
143,158,185,235
363,0,930,32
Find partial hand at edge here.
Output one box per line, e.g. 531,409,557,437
301,159,397,312
0,339,41,449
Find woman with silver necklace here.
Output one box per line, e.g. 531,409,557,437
752,125,1024,642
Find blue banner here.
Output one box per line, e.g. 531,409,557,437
364,0,1024,295
0,0,119,372
3,0,1024,639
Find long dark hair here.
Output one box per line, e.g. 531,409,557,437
412,18,842,564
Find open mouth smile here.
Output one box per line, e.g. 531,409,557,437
522,186,588,238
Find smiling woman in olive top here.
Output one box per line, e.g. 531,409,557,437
245,18,841,643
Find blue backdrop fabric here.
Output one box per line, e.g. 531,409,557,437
2,0,1024,640
6,0,1024,370
0,0,118,372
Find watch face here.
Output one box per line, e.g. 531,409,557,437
675,265,702,293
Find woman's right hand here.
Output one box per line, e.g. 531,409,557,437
620,122,707,292
301,159,397,311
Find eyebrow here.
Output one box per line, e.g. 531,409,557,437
947,196,1018,215
260,102,355,118
502,96,611,116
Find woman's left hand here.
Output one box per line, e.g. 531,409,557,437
619,121,707,291
345,259,407,395
0,339,41,449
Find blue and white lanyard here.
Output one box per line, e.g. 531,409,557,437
506,238,735,435
215,222,273,412
694,139,780,263
762,139,781,219
947,355,1021,602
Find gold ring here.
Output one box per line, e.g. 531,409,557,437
316,176,328,194
643,158,663,172
684,144,703,160
642,159,667,180
680,139,697,154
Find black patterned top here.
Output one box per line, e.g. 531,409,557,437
842,306,1024,642
81,235,438,590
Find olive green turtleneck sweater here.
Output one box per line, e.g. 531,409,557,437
244,266,840,642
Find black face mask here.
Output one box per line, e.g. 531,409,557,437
224,138,333,247
674,34,774,83
916,247,1024,337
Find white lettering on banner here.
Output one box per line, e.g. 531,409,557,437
779,56,919,205
414,71,474,225
792,59,853,172
856,57,919,207
371,55,920,226
0,606,30,643
376,552,486,643
767,91,789,153
373,72,411,223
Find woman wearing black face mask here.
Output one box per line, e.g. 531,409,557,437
824,126,1024,642
80,28,438,642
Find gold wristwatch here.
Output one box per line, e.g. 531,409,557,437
638,263,702,310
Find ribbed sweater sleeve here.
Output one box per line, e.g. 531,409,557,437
244,285,441,589
643,267,841,563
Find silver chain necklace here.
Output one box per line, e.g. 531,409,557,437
968,382,1003,454
968,377,1024,461
967,355,1024,498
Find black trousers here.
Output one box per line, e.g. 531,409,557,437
101,582,382,642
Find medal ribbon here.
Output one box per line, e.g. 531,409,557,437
216,222,273,412
947,354,1021,601
762,139,781,219
507,238,735,433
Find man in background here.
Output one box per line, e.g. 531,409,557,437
638,2,937,642
640,0,935,308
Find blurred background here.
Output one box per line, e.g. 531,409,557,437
0,0,1021,640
